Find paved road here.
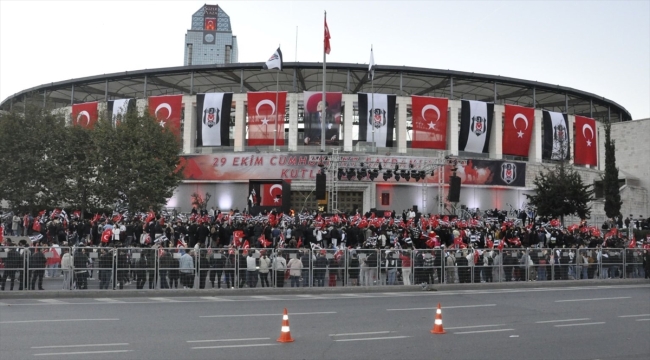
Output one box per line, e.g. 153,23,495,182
1,284,649,360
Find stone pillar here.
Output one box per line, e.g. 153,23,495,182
491,104,504,159
529,109,543,163
343,94,355,152
396,96,408,154
136,99,147,117
597,121,605,171
182,95,195,154
448,100,460,156
233,93,246,152
568,114,575,164
288,93,299,152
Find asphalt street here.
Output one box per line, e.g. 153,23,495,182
1,284,649,360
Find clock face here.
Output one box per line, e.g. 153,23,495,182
204,33,215,43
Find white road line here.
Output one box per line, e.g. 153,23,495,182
192,344,277,350
94,298,124,303
445,324,505,330
149,297,181,302
554,322,606,327
38,299,66,304
329,331,391,337
618,314,650,318
454,329,515,335
200,297,234,301
1,318,119,324
333,336,411,342
386,304,496,311
251,296,277,300
0,302,8,306
200,311,336,318
636,319,650,322
31,343,129,349
555,297,631,302
188,337,270,343
34,350,133,356
536,318,591,324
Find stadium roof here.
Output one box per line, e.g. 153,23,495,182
0,62,631,122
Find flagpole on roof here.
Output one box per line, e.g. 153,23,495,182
321,10,327,152
274,44,280,152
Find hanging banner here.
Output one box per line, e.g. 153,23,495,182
303,91,342,146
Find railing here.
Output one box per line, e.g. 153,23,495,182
0,246,645,292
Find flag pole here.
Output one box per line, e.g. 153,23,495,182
274,46,280,151
321,10,327,152
370,45,375,153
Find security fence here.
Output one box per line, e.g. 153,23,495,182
0,245,647,292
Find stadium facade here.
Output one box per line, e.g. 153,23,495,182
1,61,647,221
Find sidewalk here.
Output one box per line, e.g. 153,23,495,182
1,279,646,300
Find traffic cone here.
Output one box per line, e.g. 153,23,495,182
277,308,294,343
430,303,446,334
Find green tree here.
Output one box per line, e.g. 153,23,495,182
602,121,622,219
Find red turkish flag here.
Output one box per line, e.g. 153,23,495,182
233,230,244,247
260,183,283,206
574,116,597,166
204,18,216,30
101,229,112,244
247,92,287,146
71,102,99,129
411,96,448,149
324,18,331,55
148,95,183,140
503,104,535,156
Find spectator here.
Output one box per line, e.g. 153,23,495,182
287,254,303,287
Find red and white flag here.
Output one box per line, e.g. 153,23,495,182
503,104,535,157
260,183,283,206
411,96,448,149
72,102,99,129
247,92,287,146
324,16,331,55
574,115,597,166
148,95,183,140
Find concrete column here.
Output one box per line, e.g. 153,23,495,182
343,94,355,152
396,96,408,154
288,93,299,151
182,95,195,154
233,93,246,152
491,104,504,159
597,121,605,171
568,115,575,164
136,99,147,117
448,100,460,155
529,109,543,163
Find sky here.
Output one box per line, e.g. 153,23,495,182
1,0,649,119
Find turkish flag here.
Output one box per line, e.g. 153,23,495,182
324,18,331,55
411,96,448,149
72,102,99,129
574,116,597,166
101,229,112,244
233,230,244,247
503,104,535,156
247,92,287,146
148,95,183,140
260,183,283,206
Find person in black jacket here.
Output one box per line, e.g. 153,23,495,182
98,248,113,290
1,240,23,291
209,248,225,288
73,248,89,290
313,251,328,287
30,247,46,290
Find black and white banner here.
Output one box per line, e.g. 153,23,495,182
358,93,396,148
542,111,570,160
459,100,493,153
196,92,233,147
107,98,135,127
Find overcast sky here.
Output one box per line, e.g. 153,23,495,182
1,0,648,119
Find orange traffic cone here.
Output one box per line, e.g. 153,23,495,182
277,308,295,343
430,303,446,334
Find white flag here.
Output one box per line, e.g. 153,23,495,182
263,47,283,71
368,46,375,80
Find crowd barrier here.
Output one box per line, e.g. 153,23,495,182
0,246,646,291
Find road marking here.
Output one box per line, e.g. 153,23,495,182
554,322,606,327
188,337,270,343
149,297,181,302
251,296,277,300
555,297,631,303
34,350,133,356
454,329,515,334
329,331,392,337
94,298,124,303
445,324,505,330
1,318,119,324
38,299,66,304
618,314,650,318
200,297,234,301
510,335,519,338
192,344,277,350
536,318,591,324
636,319,650,322
31,343,129,349
333,336,411,342
200,311,336,318
386,304,496,311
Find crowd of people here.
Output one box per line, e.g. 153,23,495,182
1,207,649,291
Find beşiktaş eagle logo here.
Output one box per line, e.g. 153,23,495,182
501,162,517,184
369,108,387,129
471,116,487,136
554,124,566,141
203,107,220,128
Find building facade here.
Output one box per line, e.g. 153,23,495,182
183,4,238,66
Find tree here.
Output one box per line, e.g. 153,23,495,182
525,136,594,223
602,121,622,219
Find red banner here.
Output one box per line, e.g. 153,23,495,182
247,92,287,146
574,115,597,166
260,183,284,206
503,104,535,157
411,96,448,149
71,102,98,129
148,95,183,140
